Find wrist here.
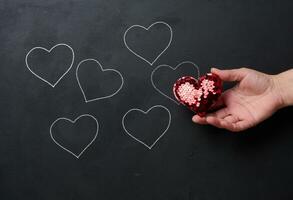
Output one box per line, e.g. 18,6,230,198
272,69,293,108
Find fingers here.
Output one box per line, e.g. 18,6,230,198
192,111,249,132
232,120,252,132
192,107,229,125
211,67,250,82
207,107,230,118
206,116,225,128
192,115,207,124
205,116,245,132
199,116,234,131
192,107,229,124
223,115,239,124
205,117,249,132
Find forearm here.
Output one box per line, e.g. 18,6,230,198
273,69,293,107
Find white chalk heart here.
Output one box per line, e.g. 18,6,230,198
50,114,99,159
76,59,124,103
151,61,200,105
25,43,74,87
123,21,173,66
122,105,171,149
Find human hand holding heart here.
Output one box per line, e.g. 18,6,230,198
192,68,284,132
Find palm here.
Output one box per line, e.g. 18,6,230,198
221,72,278,129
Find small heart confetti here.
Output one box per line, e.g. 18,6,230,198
173,73,222,117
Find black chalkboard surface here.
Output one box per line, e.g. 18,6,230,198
1,0,293,199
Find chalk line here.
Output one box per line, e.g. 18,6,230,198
50,114,99,159
123,21,173,66
25,43,75,87
122,105,171,149
76,58,124,103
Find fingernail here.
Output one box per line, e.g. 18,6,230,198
192,116,197,122
191,116,196,122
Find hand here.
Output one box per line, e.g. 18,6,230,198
192,67,284,132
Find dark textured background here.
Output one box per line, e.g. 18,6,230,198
0,0,293,199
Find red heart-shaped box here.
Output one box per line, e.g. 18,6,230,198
173,73,222,117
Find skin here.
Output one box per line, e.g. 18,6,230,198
192,67,293,132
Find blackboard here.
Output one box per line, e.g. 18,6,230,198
1,0,293,199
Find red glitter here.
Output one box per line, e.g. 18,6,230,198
173,73,222,117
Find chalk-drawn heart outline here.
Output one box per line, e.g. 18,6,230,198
50,114,99,159
25,43,75,87
123,21,173,66
76,59,124,103
122,105,171,149
151,61,200,105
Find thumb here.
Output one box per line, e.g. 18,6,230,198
211,67,249,82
